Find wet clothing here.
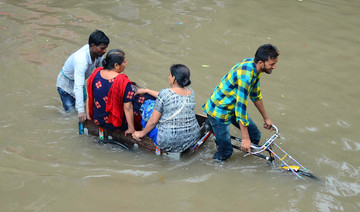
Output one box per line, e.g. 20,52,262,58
202,58,262,127
57,87,75,112
87,68,134,131
208,115,261,161
56,44,104,113
154,88,200,153
202,58,262,161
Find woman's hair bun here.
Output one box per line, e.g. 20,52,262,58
182,78,191,87
170,64,191,87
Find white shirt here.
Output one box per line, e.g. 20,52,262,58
56,44,104,113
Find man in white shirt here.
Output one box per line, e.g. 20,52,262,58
56,30,109,122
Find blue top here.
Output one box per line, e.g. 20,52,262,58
92,71,133,131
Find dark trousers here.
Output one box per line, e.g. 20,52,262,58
208,115,261,161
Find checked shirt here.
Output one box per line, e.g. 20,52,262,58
202,58,262,126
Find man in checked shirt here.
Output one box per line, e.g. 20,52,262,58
202,44,279,161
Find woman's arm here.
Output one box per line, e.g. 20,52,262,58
86,93,90,120
135,88,159,98
123,101,135,136
132,109,162,140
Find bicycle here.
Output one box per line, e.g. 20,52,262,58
193,124,318,180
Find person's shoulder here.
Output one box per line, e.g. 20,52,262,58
71,45,91,66
73,44,90,58
158,88,173,98
236,58,254,71
230,58,252,70
159,88,170,94
73,44,89,53
239,58,254,66
115,73,129,79
243,58,254,62
188,87,195,94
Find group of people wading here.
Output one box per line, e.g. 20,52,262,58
56,30,280,161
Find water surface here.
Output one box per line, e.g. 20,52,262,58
0,0,359,211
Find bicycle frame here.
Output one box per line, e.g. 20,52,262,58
231,125,313,179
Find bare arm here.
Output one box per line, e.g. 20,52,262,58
86,97,90,120
132,109,162,140
123,102,135,136
239,121,252,155
253,99,273,130
135,88,159,98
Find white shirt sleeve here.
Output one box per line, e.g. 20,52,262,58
74,60,88,114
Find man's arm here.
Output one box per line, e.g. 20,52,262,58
253,99,273,130
73,62,88,121
234,69,253,153
239,121,252,155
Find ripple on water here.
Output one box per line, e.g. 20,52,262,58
82,174,111,179
305,127,319,132
299,126,319,133
24,194,60,211
179,173,213,183
84,168,158,178
325,176,360,197
339,162,360,179
337,120,351,128
113,169,158,178
341,137,360,151
0,174,27,191
314,193,344,212
317,156,360,179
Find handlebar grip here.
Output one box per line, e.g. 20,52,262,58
271,125,279,134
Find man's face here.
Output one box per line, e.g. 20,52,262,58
91,43,108,58
261,57,278,74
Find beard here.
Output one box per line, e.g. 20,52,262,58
262,66,273,74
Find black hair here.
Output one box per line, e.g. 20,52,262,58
102,49,125,70
88,30,110,46
170,64,191,87
254,44,279,63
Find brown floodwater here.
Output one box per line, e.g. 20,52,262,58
1,0,359,211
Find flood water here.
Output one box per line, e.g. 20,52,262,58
1,0,360,211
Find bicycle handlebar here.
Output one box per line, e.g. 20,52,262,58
245,124,280,156
271,125,279,134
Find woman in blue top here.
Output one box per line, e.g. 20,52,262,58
133,64,200,153
86,49,136,134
